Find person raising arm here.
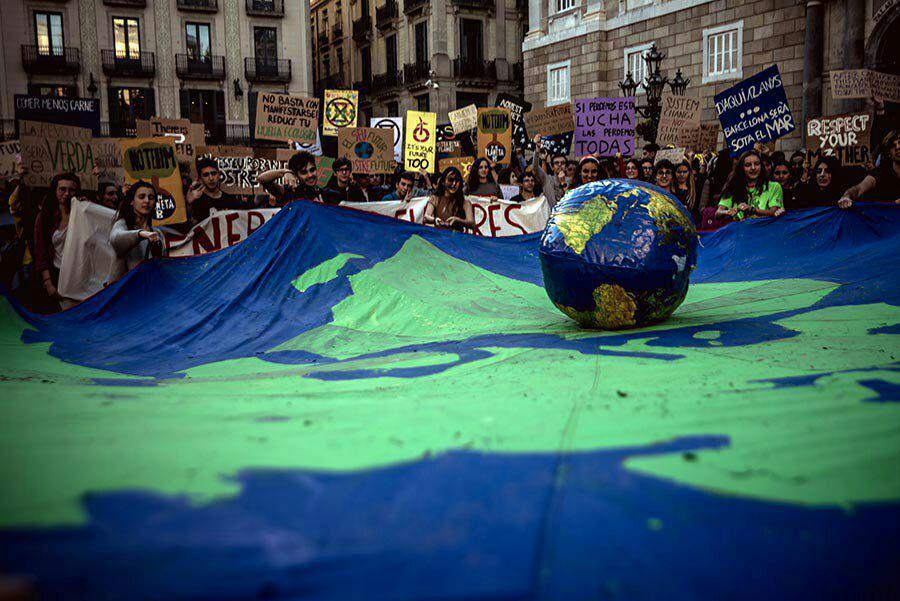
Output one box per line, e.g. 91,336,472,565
258,151,322,205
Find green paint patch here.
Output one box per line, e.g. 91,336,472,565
291,253,363,293
1,238,898,527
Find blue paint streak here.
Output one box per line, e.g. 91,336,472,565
2,436,899,600
858,379,900,403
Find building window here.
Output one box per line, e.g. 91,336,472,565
623,42,653,90
459,19,483,64
112,17,140,59
336,47,344,74
414,21,428,64
185,22,211,62
554,0,577,14
360,46,372,82
546,60,570,106
254,27,277,61
703,21,743,83
34,11,64,55
28,84,76,97
386,101,399,117
416,93,430,112
108,86,154,137
386,34,397,73
456,92,488,108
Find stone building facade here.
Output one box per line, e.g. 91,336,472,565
311,0,527,123
0,0,313,143
523,0,899,152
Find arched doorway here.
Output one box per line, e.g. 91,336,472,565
866,4,900,75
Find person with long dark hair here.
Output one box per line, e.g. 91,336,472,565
570,156,603,188
424,167,475,232
258,151,322,205
466,157,502,199
716,149,783,221
96,181,122,210
109,180,165,281
673,159,700,222
32,172,81,311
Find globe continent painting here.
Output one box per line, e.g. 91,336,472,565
539,179,698,330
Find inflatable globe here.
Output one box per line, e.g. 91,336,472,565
540,179,697,330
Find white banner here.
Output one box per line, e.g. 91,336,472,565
341,195,549,237
58,199,118,302
164,209,280,257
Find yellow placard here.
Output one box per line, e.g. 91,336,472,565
323,90,359,136
120,137,187,226
404,110,437,173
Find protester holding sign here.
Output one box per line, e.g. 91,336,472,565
716,150,783,221
425,167,475,233
31,173,80,312
531,134,565,207
109,181,166,282
258,151,322,204
839,130,900,208
187,157,245,224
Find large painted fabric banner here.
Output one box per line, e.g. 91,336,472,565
2,200,899,601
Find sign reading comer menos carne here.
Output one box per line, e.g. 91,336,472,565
120,137,187,226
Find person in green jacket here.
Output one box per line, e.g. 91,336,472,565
716,149,783,222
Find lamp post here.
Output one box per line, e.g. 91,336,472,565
619,44,691,144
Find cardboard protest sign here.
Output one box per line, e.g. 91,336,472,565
525,103,574,138
294,130,323,156
254,93,319,144
698,123,720,153
14,95,100,135
657,93,702,146
438,156,475,181
496,93,533,149
338,127,394,174
477,107,512,165
805,113,872,167
448,104,478,133
198,146,296,195
830,69,900,102
120,137,187,225
654,147,686,165
371,117,403,162
404,111,437,172
91,138,126,185
0,141,20,181
135,118,206,173
323,90,359,136
437,123,463,159
714,65,795,157
678,126,702,151
573,97,635,157
20,120,96,189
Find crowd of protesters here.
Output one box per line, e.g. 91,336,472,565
1,96,898,314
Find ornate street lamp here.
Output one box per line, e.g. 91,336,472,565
619,43,690,144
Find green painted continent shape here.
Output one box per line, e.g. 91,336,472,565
1,238,898,529
554,194,618,254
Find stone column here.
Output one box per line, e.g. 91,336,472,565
495,0,509,82
841,0,866,113
297,0,314,96
154,0,177,117
432,0,451,79
224,0,243,122
77,0,100,104
801,0,824,144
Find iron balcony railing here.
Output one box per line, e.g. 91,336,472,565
245,57,292,83
332,23,343,40
404,0,428,14
245,0,283,17
451,0,494,10
103,0,147,7
371,70,403,94
375,1,398,28
403,60,430,84
21,45,80,75
452,57,496,80
175,54,225,79
101,50,156,77
176,0,218,12
352,16,372,41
